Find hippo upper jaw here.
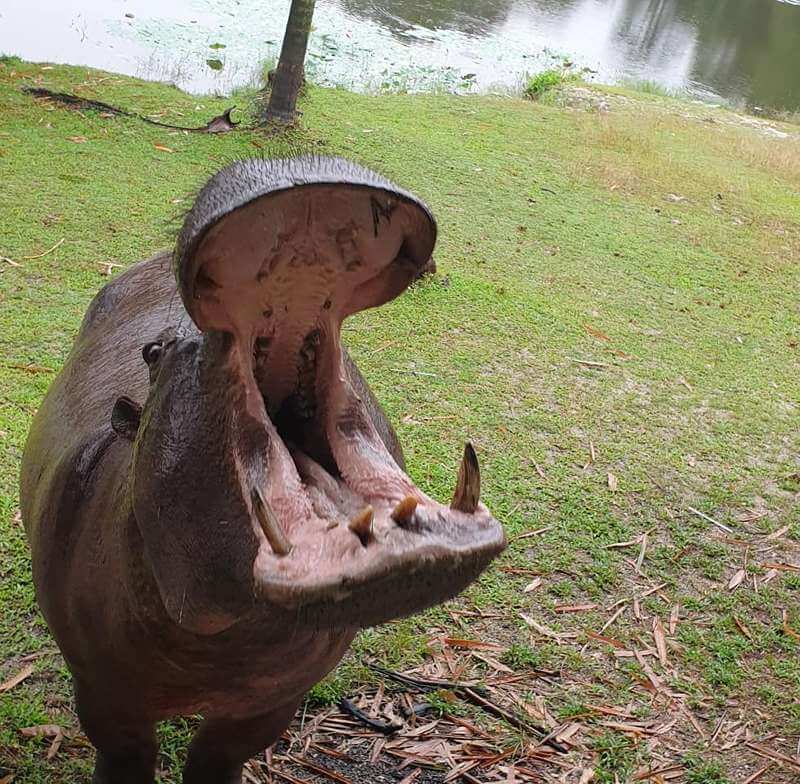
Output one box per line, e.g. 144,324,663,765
131,157,505,635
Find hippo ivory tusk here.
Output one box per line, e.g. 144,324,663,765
451,442,480,513
349,505,374,546
252,488,292,556
391,495,418,526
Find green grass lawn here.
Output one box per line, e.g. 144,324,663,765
1,58,799,783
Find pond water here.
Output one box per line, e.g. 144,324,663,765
2,0,799,112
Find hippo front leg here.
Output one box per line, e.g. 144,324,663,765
73,679,158,784
182,699,302,784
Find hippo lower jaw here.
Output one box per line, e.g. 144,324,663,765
177,178,503,629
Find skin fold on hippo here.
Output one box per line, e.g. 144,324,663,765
20,156,506,784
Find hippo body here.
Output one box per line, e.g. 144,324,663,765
22,253,356,718
20,157,505,783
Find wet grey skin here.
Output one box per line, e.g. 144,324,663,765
20,156,506,784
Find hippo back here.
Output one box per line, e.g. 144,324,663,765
19,252,189,543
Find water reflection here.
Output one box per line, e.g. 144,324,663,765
1,0,798,110
340,0,800,110
337,0,516,38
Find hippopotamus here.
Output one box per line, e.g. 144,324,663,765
19,156,505,784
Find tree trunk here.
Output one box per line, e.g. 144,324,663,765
264,0,316,124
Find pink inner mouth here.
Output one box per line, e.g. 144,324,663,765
186,183,502,609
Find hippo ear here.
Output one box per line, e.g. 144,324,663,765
111,396,142,440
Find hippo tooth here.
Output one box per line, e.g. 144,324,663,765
349,505,374,546
451,442,480,514
252,488,292,556
391,495,418,526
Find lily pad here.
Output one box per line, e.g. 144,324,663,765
206,58,224,71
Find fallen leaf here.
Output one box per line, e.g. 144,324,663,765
734,616,753,640
441,638,503,651
153,144,174,153
584,324,610,341
554,603,598,613
523,577,542,593
47,730,63,759
762,562,800,572
761,568,779,585
600,720,656,736
519,613,560,639
0,663,34,692
782,610,800,643
652,617,668,666
470,651,513,674
728,569,746,590
607,472,619,491
669,604,680,635
20,724,62,738
555,722,582,742
766,525,790,540
683,706,708,740
397,771,421,784
585,631,626,649
579,770,595,784
634,649,664,692
635,533,648,574
605,539,639,549
67,135,88,143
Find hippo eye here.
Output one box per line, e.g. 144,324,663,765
142,341,163,366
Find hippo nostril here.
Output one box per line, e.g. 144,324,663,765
252,488,292,556
451,442,481,514
348,505,374,547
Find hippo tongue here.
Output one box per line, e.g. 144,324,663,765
172,157,505,627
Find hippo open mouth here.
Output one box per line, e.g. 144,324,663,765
169,157,505,628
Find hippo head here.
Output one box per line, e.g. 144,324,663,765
124,157,505,635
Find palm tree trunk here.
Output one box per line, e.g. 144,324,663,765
264,0,316,124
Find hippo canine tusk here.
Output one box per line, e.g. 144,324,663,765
252,488,292,556
391,495,418,526
451,442,480,513
349,505,374,546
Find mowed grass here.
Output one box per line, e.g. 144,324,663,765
1,58,800,782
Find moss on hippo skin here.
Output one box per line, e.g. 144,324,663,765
1,57,800,782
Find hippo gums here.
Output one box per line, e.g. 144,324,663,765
20,156,506,784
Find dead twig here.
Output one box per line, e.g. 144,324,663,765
509,526,553,543
23,87,239,133
22,238,64,260
460,688,567,753
745,742,800,772
687,505,733,534
0,663,34,692
741,763,771,784
338,698,401,735
568,357,609,368
288,755,355,784
366,663,566,753
367,662,482,695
